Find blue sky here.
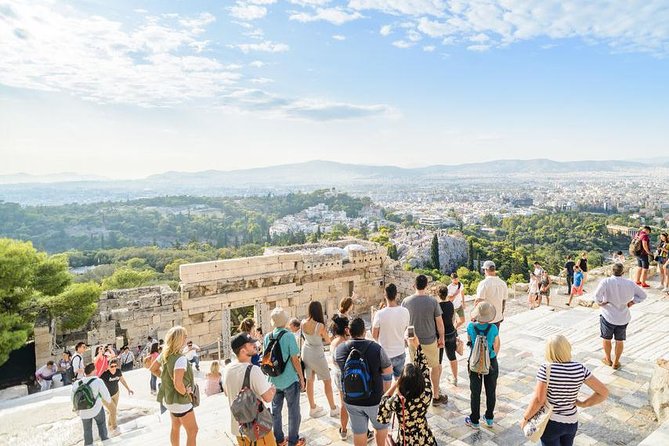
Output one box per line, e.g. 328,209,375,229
1,0,668,178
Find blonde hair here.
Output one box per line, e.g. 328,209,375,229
209,361,221,376
164,326,188,358
545,335,572,363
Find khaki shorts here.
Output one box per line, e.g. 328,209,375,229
409,340,440,368
455,307,465,319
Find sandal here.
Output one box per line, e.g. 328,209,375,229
601,358,612,367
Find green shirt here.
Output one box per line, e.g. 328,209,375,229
263,328,299,390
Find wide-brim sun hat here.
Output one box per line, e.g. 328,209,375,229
472,302,496,324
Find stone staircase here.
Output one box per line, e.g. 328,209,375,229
1,277,667,446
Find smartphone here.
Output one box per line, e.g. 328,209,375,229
407,325,415,338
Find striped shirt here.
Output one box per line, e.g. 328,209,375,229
537,362,591,424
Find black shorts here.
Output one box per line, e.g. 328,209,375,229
637,254,650,269
600,315,627,341
439,333,457,363
171,407,194,418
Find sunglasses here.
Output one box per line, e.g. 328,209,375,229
109,365,118,368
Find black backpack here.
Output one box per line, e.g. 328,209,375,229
341,341,373,401
260,330,288,377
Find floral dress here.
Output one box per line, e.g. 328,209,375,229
377,347,436,446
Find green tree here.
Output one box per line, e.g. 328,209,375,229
430,233,440,270
43,282,100,330
0,239,73,366
102,267,156,290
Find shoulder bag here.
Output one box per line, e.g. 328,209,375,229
523,363,554,441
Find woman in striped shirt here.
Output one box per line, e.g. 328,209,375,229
521,335,608,446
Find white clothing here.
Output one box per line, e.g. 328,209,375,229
72,376,112,419
182,344,200,361
595,276,647,326
447,283,464,309
36,364,58,380
222,361,272,436
72,353,85,380
476,276,507,324
372,306,411,358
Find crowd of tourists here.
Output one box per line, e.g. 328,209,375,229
58,226,665,446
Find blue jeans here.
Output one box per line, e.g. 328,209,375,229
390,354,406,378
150,374,157,392
541,420,578,446
82,407,108,446
189,356,200,370
272,381,301,446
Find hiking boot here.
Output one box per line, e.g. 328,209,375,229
432,394,448,406
465,417,480,429
309,406,326,418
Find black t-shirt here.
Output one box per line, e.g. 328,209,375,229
335,339,388,407
439,301,455,336
578,258,588,272
565,261,575,275
100,369,123,395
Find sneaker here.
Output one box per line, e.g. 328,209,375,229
662,287,669,292
484,418,494,428
465,416,480,429
641,283,651,288
367,430,374,442
432,394,448,406
448,376,458,386
309,406,326,418
338,428,348,441
330,406,340,418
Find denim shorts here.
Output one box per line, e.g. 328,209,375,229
344,403,389,435
600,315,627,341
637,254,650,269
389,354,406,378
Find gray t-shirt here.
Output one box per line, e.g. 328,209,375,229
401,293,442,344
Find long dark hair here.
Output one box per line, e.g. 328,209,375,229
308,301,325,324
150,342,160,354
397,363,425,401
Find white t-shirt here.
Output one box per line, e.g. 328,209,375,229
182,344,200,360
222,361,272,437
476,276,508,324
71,353,85,380
72,376,111,419
159,354,193,414
372,306,411,358
447,283,464,309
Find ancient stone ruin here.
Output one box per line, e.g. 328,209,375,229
35,240,417,366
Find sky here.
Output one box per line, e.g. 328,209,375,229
1,0,668,179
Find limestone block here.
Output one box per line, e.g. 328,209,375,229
190,322,210,337
650,359,669,422
110,308,130,321
0,385,28,401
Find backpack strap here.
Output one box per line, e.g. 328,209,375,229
242,364,253,390
483,324,493,336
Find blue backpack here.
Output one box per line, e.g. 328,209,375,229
342,341,372,401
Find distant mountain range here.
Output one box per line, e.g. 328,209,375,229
1,159,664,187
1,158,666,205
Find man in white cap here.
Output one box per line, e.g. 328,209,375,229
263,307,306,446
474,260,507,330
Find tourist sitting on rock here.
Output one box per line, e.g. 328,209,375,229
223,333,276,446
72,363,112,445
150,326,199,446
204,361,223,396
521,335,608,446
182,340,201,372
301,301,339,418
35,360,58,392
377,335,437,445
594,262,647,369
465,302,500,429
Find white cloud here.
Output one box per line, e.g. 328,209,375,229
417,17,452,37
392,40,413,49
249,60,266,67
233,41,290,53
229,2,267,21
0,2,240,107
288,0,331,6
348,0,446,17
332,34,346,41
423,45,435,52
250,77,274,84
467,44,490,52
379,24,393,36
289,7,363,25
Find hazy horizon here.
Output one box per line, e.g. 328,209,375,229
2,1,668,178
